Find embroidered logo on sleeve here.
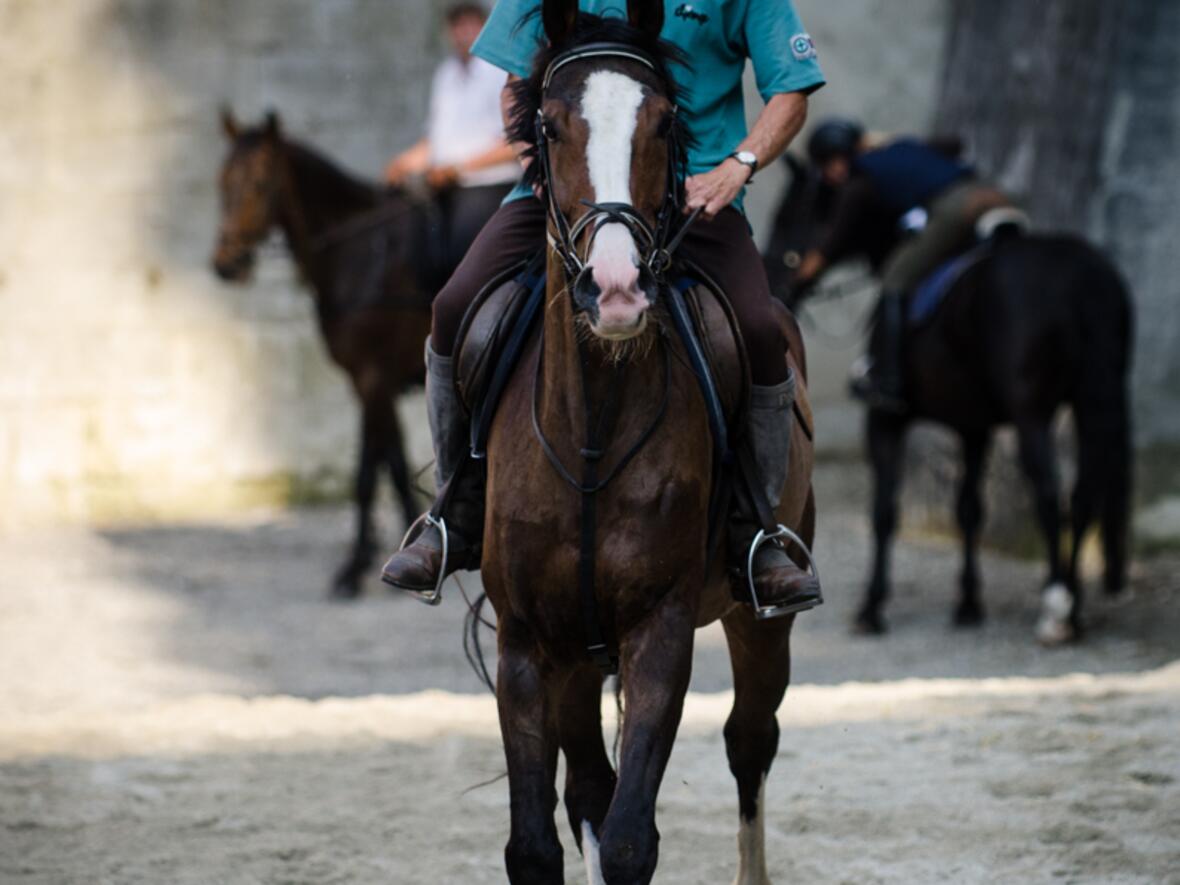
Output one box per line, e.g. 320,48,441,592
674,4,709,25
790,33,817,61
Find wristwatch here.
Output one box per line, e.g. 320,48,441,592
728,150,758,180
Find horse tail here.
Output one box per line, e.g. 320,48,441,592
1070,254,1134,594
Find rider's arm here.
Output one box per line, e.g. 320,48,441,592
385,138,430,184
686,92,810,218
686,0,824,218
459,142,518,174
795,178,877,288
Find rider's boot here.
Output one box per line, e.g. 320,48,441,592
729,373,823,616
381,341,482,593
850,290,908,414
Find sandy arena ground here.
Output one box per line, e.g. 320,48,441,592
2,463,1178,884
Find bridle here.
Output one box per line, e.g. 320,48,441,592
533,42,701,286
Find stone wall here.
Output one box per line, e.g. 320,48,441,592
0,0,438,525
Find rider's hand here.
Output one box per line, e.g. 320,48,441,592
685,159,752,219
385,159,409,187
426,165,460,189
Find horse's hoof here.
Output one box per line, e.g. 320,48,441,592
329,571,364,601
1035,583,1076,646
952,602,985,629
852,610,887,636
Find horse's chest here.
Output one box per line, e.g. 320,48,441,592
483,377,711,634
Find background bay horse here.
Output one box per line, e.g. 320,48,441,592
480,4,815,882
213,111,431,598
765,159,1133,644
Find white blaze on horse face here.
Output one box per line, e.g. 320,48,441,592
581,70,648,336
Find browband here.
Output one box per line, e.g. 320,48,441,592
542,42,661,91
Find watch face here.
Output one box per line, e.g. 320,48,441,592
737,151,757,165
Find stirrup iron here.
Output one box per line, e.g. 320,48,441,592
746,524,822,620
396,513,449,606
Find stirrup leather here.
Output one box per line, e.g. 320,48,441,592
395,513,449,606
746,524,822,621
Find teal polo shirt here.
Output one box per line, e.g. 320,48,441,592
473,0,825,209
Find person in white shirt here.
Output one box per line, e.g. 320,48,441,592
386,4,519,277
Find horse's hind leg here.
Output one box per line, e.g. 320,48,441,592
953,431,991,628
1015,418,1075,644
721,606,794,885
556,665,616,881
331,401,381,599
497,615,564,884
381,395,419,529
598,585,695,885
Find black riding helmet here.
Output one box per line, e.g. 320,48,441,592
807,118,865,165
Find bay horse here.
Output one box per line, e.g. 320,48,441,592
478,3,816,882
764,158,1133,644
212,110,431,598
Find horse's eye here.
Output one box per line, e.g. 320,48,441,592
656,115,674,140
542,118,560,143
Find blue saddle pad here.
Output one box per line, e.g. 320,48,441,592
908,245,989,327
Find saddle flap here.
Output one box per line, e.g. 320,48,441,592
453,258,538,414
675,268,749,428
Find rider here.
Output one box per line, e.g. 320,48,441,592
793,119,1011,412
385,3,520,274
382,0,827,614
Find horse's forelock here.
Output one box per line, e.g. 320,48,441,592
508,11,690,195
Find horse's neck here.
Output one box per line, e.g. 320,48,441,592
275,142,381,297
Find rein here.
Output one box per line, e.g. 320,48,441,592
531,42,699,674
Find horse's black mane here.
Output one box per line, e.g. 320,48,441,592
282,139,381,210
507,11,691,193
236,127,381,211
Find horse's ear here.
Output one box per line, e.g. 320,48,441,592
263,109,281,140
542,0,578,47
220,106,239,140
627,0,664,38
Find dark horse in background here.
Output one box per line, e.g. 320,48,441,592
213,110,432,599
764,156,1133,644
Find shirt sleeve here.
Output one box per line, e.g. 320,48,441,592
744,0,826,102
472,0,544,79
425,65,446,145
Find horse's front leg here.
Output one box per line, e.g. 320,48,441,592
857,411,908,634
721,605,794,885
556,664,616,880
380,395,419,530
598,584,696,885
498,614,564,885
330,402,380,599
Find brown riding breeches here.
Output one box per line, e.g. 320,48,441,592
430,197,789,385
881,180,1012,294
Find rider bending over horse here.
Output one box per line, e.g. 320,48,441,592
385,4,521,277
383,0,826,614
793,119,1013,413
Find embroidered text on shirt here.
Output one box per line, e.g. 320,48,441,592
675,4,709,25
